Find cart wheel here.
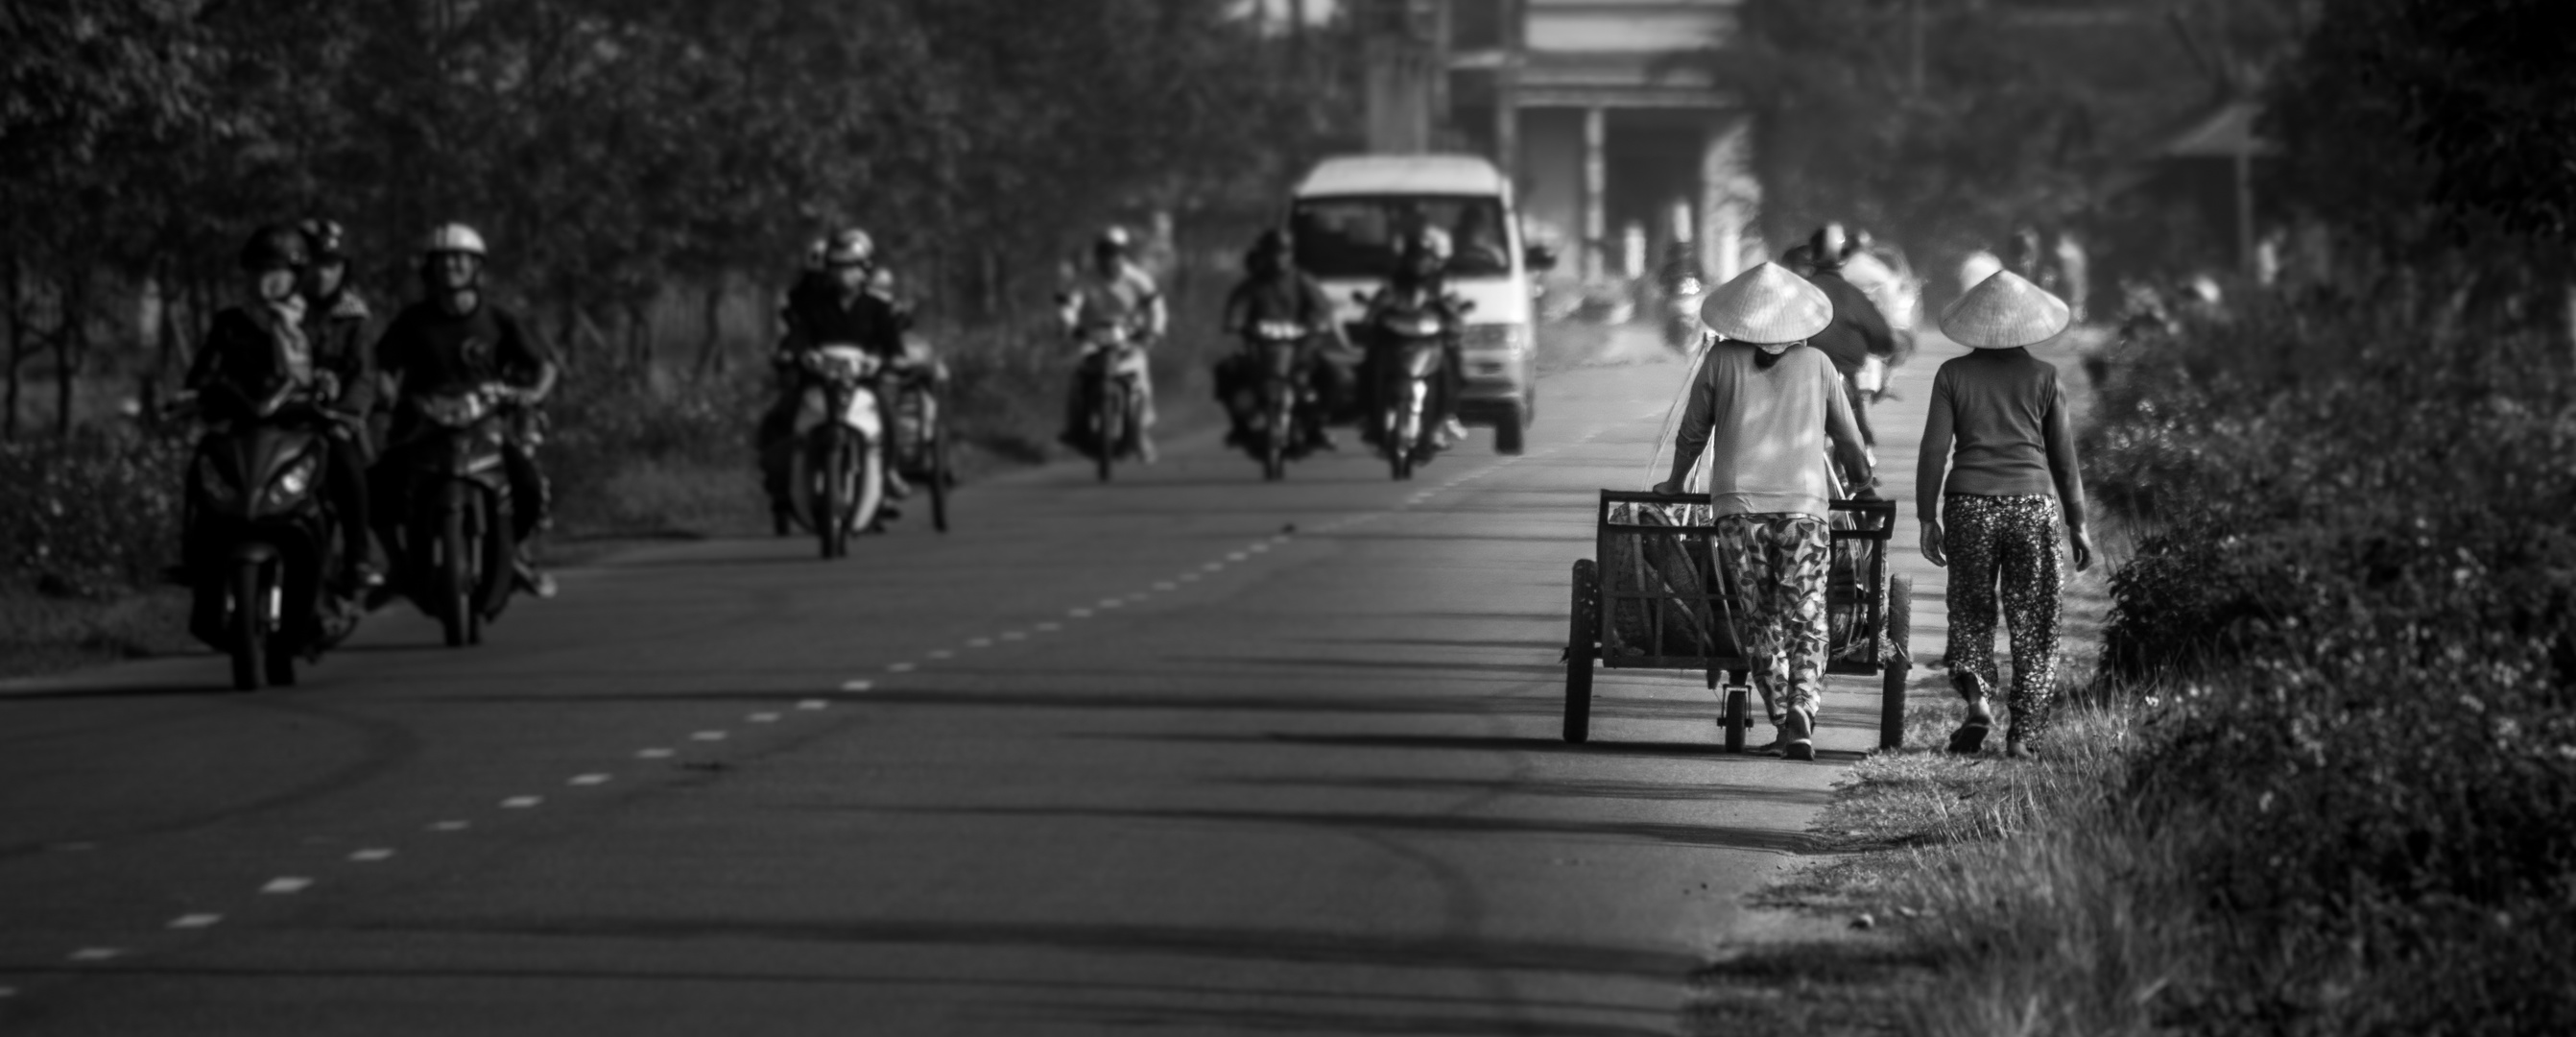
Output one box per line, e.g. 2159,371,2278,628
1562,559,1599,743
1723,682,1749,754
1880,575,1914,751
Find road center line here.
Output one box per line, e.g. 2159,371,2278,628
569,774,612,785
797,699,829,710
261,877,313,894
637,747,677,758
748,711,781,723
886,662,917,672
1000,631,1027,640
349,848,395,862
926,649,954,660
169,913,223,929
967,638,992,647
501,796,542,808
839,680,873,692
690,731,727,741
429,820,470,832
67,949,120,962
1034,622,1061,632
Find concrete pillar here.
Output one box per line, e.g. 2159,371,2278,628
1582,106,1607,280
1699,112,1757,282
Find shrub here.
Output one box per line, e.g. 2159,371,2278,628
0,429,191,597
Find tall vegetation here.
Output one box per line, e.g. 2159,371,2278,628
0,0,1354,436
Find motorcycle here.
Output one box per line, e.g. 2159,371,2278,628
1358,290,1468,481
388,383,524,647
1240,320,1308,481
1664,275,1705,352
178,381,360,690
785,344,890,559
1076,322,1150,483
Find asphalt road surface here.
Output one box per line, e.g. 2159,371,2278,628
0,328,1947,1036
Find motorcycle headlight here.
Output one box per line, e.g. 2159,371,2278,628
260,452,322,512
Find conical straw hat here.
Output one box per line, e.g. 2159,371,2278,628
1941,270,2071,349
1698,262,1831,346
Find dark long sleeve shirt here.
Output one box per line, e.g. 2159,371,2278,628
1917,347,2087,527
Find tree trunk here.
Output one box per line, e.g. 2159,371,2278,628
56,270,85,439
691,277,725,382
3,249,20,442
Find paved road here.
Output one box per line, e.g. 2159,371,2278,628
0,329,1946,1036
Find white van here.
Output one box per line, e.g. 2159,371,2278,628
1289,154,1548,452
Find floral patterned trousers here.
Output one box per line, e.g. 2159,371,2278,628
1942,494,2064,733
1712,513,1831,724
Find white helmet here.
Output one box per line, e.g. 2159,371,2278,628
823,229,874,268
1096,225,1133,253
421,223,488,258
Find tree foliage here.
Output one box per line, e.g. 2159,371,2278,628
0,0,1354,432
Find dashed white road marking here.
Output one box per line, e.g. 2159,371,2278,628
886,662,917,673
569,774,612,785
1001,631,1027,641
1202,563,1226,571
748,711,781,723
350,848,395,862
1248,543,1270,553
429,820,471,832
1226,552,1248,562
797,699,828,711
169,913,223,929
967,638,992,647
260,877,314,895
501,796,542,808
68,948,120,962
1068,608,1093,617
926,649,954,660
1097,598,1124,608
1034,622,1061,632
1179,572,1202,582
637,747,676,759
1153,582,1176,591
840,680,873,692
690,731,728,741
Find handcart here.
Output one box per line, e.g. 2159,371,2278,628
1562,491,1914,752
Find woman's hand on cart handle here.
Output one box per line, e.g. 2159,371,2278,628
2068,524,2095,572
1920,520,1947,567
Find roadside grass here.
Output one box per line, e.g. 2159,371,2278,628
0,587,194,680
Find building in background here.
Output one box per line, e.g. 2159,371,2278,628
1355,0,1753,284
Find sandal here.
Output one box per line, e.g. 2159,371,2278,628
1782,709,1816,761
1947,698,1994,755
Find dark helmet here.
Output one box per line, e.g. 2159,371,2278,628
1246,229,1289,273
298,217,348,263
1808,223,1849,270
240,224,311,273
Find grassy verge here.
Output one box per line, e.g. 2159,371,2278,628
1692,269,2576,1033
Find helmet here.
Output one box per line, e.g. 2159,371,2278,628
421,223,488,258
823,229,873,268
1095,225,1133,254
298,217,347,263
1809,223,1848,269
239,224,311,273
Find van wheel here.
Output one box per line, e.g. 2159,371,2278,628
1494,400,1528,455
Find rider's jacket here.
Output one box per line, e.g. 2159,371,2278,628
1804,267,1896,376
1223,271,1333,341
376,296,554,395
302,289,378,420
188,295,371,422
1059,260,1163,341
1359,278,1465,344
783,279,904,360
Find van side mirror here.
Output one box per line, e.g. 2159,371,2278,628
1523,244,1559,273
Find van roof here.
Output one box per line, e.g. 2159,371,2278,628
1293,154,1508,198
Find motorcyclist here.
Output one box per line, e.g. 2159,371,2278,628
1356,225,1468,450
1057,225,1167,463
1800,223,1895,460
762,229,911,527
370,223,561,598
1218,229,1340,453
180,224,379,594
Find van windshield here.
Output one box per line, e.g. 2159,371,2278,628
1291,196,1513,279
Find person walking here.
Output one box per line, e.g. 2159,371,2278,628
1919,271,2095,759
1655,262,1874,761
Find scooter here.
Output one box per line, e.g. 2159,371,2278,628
785,344,890,559
1076,322,1150,482
1240,320,1308,481
1664,275,1705,351
178,381,359,689
388,383,523,647
1357,290,1470,481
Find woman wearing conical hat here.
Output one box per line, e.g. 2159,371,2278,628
1919,270,2095,760
1655,262,1875,761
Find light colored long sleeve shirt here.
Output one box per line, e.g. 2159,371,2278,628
1665,343,1872,518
